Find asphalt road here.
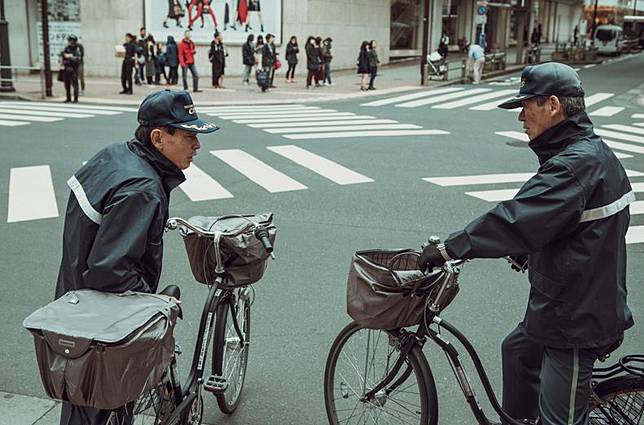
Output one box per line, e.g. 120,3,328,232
1,54,643,425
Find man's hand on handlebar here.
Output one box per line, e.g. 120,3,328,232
417,244,446,273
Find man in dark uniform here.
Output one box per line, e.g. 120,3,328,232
120,33,136,95
60,35,82,103
418,62,634,425
56,90,219,425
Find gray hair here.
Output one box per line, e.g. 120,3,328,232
535,95,585,117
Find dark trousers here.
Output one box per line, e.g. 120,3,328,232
286,63,296,79
182,63,199,91
368,66,377,88
168,66,178,84
306,68,319,87
63,69,79,101
121,60,133,92
501,325,598,425
60,401,134,425
212,63,223,86
324,62,332,84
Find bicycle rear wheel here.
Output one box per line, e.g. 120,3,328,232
324,321,438,425
212,288,251,414
589,375,644,424
106,380,175,425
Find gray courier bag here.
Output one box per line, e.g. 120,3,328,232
23,290,180,410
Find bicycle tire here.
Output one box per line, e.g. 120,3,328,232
212,290,251,414
589,374,644,424
106,379,175,425
324,321,438,425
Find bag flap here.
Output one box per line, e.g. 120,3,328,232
185,213,273,234
42,331,92,359
23,290,179,344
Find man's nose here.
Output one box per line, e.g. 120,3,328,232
194,138,201,150
518,108,525,122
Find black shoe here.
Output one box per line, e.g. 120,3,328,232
231,23,237,30
368,86,376,90
119,90,128,94
64,99,71,103
261,25,264,32
163,22,168,28
193,89,203,92
126,90,133,95
188,25,193,31
200,23,204,28
72,99,78,103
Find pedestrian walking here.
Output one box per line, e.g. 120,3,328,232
418,62,634,425
56,89,219,425
262,33,277,89
209,31,226,88
305,36,320,89
285,35,299,83
76,38,85,95
246,0,264,33
120,33,136,94
321,37,333,85
357,40,370,91
178,30,201,92
367,39,379,90
145,35,157,84
60,35,82,103
154,42,169,84
467,41,485,84
135,27,148,85
241,34,255,85
163,0,185,28
165,35,179,85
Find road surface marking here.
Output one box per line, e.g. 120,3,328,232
0,113,63,122
283,129,449,140
204,106,323,115
632,114,644,119
626,226,644,244
213,109,339,118
589,106,625,117
583,64,597,69
496,131,529,142
199,104,309,112
361,87,465,107
397,88,492,108
584,93,614,107
0,107,94,118
214,112,355,121
267,145,374,185
179,164,234,201
432,89,516,109
210,149,307,193
466,188,520,202
424,173,535,186
596,129,644,144
602,124,644,136
264,123,421,134
0,119,29,127
248,119,398,128
233,115,375,124
0,104,120,115
0,101,137,112
7,165,59,223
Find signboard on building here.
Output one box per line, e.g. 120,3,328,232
144,0,283,45
37,0,81,64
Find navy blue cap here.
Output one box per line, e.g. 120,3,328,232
497,62,585,109
137,90,219,133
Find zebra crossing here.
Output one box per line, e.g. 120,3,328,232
423,170,644,244
361,87,623,117
201,104,450,140
0,101,137,127
5,145,373,223
495,122,644,159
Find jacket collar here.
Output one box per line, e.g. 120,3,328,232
528,112,594,164
127,138,185,193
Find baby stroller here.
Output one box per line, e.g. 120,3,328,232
256,69,270,92
426,51,448,80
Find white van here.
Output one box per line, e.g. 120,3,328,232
594,24,623,55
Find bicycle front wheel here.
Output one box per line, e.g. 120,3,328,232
324,322,438,425
589,375,644,424
212,288,251,414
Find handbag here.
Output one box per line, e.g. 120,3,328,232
274,58,281,70
57,68,65,82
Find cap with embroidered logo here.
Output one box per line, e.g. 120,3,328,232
137,89,219,133
497,62,585,110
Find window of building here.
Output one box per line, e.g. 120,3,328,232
391,0,422,50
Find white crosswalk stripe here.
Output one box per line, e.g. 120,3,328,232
0,113,63,122
218,112,356,120
0,107,94,118
7,165,59,223
432,89,517,109
423,170,644,244
602,124,644,136
584,93,615,107
199,105,310,113
1,101,137,112
0,101,131,127
633,114,644,119
248,119,398,128
596,129,644,145
233,115,376,124
267,145,374,185
361,87,465,107
214,108,339,119
210,149,307,193
495,131,529,142
264,123,422,134
179,164,234,201
1,104,121,115
396,88,492,108
283,129,450,140
589,106,625,117
0,119,28,127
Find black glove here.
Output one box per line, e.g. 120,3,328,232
417,244,446,272
507,256,528,273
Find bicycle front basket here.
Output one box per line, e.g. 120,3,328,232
182,213,276,287
346,249,441,330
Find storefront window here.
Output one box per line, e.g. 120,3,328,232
391,0,422,50
442,0,458,44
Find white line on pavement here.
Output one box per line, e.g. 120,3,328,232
396,88,492,108
264,123,421,134
466,188,520,202
596,129,644,144
233,114,371,124
213,108,339,118
7,165,59,223
633,114,644,119
202,106,320,114
210,149,307,193
604,140,644,154
0,113,63,122
631,183,644,192
583,64,597,69
496,131,529,142
179,164,234,201
626,226,644,244
267,145,374,185
613,152,634,159
0,119,29,126
0,104,121,115
589,106,625,117
584,93,615,107
0,101,137,112
602,124,644,136
248,119,397,128
0,107,93,118
631,201,644,215
361,87,465,107
432,89,517,109
283,129,449,140
423,173,535,186
634,123,644,128
626,169,644,177
215,112,354,121
199,104,307,111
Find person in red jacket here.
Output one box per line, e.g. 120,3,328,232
178,30,201,92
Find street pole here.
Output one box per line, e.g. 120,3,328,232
0,0,16,92
421,0,430,85
41,0,52,96
591,0,599,46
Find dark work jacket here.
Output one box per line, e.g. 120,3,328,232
61,45,81,72
262,43,276,68
209,40,225,67
445,112,634,349
357,50,369,74
55,138,185,299
306,44,320,70
286,42,299,65
165,37,179,67
124,40,137,64
242,41,255,65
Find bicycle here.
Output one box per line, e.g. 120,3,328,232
108,213,276,425
323,241,644,425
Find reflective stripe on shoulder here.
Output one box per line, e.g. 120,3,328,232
67,175,103,225
579,190,635,223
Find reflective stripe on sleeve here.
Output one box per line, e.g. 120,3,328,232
579,190,635,223
67,175,102,225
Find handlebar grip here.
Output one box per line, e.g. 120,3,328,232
255,228,273,253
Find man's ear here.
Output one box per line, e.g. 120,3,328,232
549,95,563,116
150,128,164,151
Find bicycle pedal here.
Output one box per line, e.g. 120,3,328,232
203,375,228,394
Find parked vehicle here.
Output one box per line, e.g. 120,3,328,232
594,24,623,55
